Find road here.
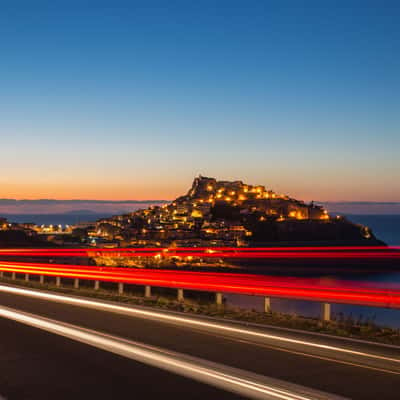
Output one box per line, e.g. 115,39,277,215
0,283,399,399
0,316,247,400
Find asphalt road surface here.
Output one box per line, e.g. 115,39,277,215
0,284,399,399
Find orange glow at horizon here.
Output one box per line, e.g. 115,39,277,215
0,175,399,202
0,181,181,201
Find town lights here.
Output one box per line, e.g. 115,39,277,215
205,249,216,254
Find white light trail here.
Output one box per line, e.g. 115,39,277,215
0,305,344,400
0,284,398,367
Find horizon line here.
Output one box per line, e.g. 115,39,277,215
0,199,400,204
0,199,171,203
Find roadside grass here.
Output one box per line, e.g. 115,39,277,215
1,274,399,346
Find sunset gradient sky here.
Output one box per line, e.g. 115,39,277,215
1,1,399,201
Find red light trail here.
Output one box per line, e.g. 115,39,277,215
0,246,399,259
1,260,400,309
0,247,399,309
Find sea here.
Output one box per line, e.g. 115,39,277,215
227,214,400,327
3,213,114,226
3,213,400,327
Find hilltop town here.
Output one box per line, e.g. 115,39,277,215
80,175,377,248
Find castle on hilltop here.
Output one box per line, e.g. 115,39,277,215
180,175,328,221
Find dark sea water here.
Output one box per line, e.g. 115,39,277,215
347,214,400,246
3,213,400,327
228,214,400,328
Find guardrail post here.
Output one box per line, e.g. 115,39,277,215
321,302,331,321
118,282,124,295
11,272,16,280
74,278,79,289
25,274,29,282
39,275,44,284
264,297,271,313
145,285,151,298
177,288,184,302
56,277,61,287
94,280,100,290
216,292,223,307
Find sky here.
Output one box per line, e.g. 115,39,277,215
0,1,399,202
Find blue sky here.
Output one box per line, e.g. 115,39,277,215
0,1,399,201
